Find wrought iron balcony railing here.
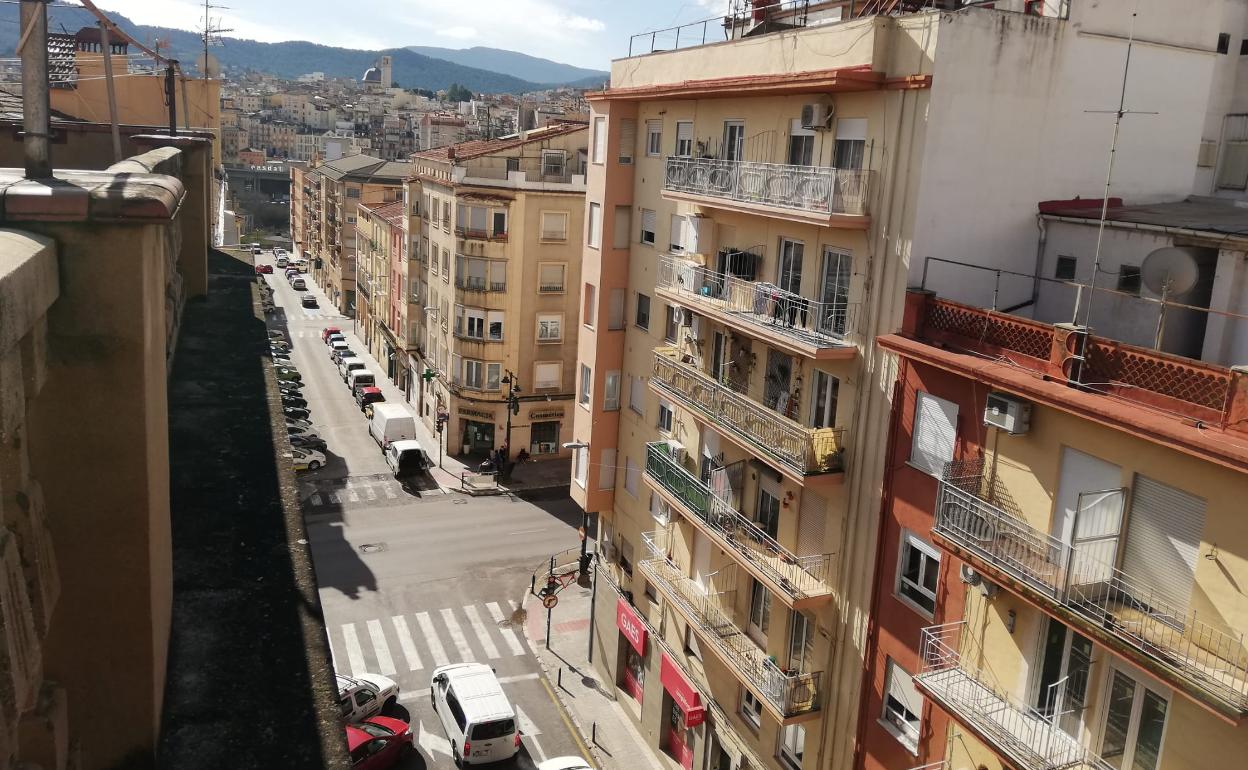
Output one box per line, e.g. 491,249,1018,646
664,156,869,217
917,623,1109,770
934,470,1248,713
656,255,856,353
644,442,834,603
651,347,843,476
455,275,507,293
640,531,821,718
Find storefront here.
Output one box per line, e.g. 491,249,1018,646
660,653,704,770
458,405,496,456
615,598,647,707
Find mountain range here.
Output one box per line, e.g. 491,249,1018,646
0,6,608,94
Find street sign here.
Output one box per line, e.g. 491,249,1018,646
542,594,558,610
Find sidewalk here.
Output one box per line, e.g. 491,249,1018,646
522,576,667,770
300,268,570,495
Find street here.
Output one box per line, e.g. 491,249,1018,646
258,251,593,769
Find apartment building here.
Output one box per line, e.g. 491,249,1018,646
571,2,1234,770
407,124,587,458
868,289,1248,770
420,114,468,151
289,153,410,315
356,200,411,390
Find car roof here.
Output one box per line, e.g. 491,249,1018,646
361,386,382,394
440,663,515,721
390,439,423,452
344,724,371,752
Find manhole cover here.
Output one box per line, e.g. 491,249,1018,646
359,543,386,554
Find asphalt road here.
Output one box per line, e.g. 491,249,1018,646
257,252,592,769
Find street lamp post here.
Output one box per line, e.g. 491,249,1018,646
500,370,521,461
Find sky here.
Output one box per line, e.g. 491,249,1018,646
97,0,734,71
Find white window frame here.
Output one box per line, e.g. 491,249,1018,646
635,293,651,330
778,724,805,770
881,659,922,754
640,208,656,246
895,531,940,619
533,361,562,390
657,399,674,433
909,391,958,477
603,371,621,411
538,262,566,294
541,149,567,177
587,202,602,249
579,364,592,407
537,313,563,343
540,211,569,241
463,359,484,389
592,116,606,164
741,688,763,729
628,375,646,417
645,120,662,157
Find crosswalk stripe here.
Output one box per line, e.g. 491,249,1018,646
486,602,527,656
327,491,340,505
383,486,398,499
391,615,423,671
366,619,397,675
463,605,500,659
346,489,360,503
440,608,475,662
416,612,449,667
326,632,341,672
364,486,378,501
342,623,367,676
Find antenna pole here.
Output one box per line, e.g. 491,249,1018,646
99,20,122,162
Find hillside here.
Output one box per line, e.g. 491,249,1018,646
407,46,606,87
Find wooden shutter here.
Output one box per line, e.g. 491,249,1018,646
1120,475,1206,612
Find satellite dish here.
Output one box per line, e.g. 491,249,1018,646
1141,246,1201,296
196,53,221,78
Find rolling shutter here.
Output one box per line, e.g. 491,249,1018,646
618,119,636,165
1120,475,1206,613
797,490,827,557
910,392,958,477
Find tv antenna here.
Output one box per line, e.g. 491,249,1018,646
199,0,233,79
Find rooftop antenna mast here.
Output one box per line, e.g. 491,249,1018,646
200,0,232,80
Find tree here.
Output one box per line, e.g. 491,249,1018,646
445,83,473,103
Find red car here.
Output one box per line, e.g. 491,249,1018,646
322,326,342,343
255,264,273,274
346,716,413,769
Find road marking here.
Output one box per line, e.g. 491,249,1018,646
364,486,378,501
366,619,396,675
346,489,360,503
440,608,475,662
341,623,367,677
326,632,340,672
515,703,541,736
391,615,423,671
526,733,547,763
463,605,500,659
416,611,449,667
417,720,453,758
486,601,527,656
398,673,539,701
383,486,398,499
540,675,597,768
508,528,546,535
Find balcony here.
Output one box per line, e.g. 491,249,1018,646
643,442,835,608
656,255,856,360
651,347,843,479
454,225,507,242
917,623,1108,770
638,531,822,721
933,466,1248,717
454,275,506,293
663,157,869,226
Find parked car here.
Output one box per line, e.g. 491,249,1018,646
302,295,318,308
283,406,311,421
281,395,308,409
346,717,413,769
274,367,302,382
355,387,385,411
290,434,327,452
431,663,520,766
322,326,342,342
292,277,307,291
254,264,273,274
285,417,312,430
279,381,305,394
287,424,318,439
251,245,261,255
370,404,416,449
337,674,400,723
327,333,347,346
270,341,291,353
385,440,431,480
291,447,325,471
330,340,351,358
275,256,288,268
268,330,286,341
332,348,356,367
348,370,376,394
340,360,367,381
271,350,292,362
536,760,593,770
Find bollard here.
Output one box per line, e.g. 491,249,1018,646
592,722,597,746
557,668,562,689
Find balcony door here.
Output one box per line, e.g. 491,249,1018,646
787,119,815,166
692,531,713,594
763,349,793,417
1053,449,1123,588
723,121,745,162
748,579,771,645
777,238,804,295
1033,619,1093,739
1099,668,1169,770
817,248,852,336
787,610,815,673
809,370,838,430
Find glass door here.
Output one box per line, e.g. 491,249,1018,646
777,238,804,294
1033,620,1092,739
723,121,746,162
756,486,780,539
1100,669,1169,770
787,610,815,673
818,247,852,336
809,370,839,429
747,579,771,645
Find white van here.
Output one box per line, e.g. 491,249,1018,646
385,440,431,479
431,663,520,766
370,403,416,448
347,370,376,395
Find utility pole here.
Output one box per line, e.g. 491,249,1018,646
164,61,178,136
98,21,122,162
18,0,51,179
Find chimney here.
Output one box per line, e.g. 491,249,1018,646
447,146,457,161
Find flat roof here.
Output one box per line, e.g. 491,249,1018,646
1040,196,1248,244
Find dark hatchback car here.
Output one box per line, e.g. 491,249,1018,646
283,406,311,420
355,386,385,411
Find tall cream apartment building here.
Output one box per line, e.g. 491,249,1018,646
406,124,589,458
571,2,1234,770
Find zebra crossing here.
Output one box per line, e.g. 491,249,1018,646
301,472,440,508
328,601,529,678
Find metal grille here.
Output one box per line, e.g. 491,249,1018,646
1083,341,1231,412
925,302,1053,360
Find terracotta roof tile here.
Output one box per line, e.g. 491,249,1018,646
412,123,587,164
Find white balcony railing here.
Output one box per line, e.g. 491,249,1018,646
664,156,869,217
917,623,1110,770
656,254,856,350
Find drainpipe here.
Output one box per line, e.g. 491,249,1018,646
18,0,51,179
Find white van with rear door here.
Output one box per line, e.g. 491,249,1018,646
369,403,416,448
431,663,520,766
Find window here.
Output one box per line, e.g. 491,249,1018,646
910,392,957,477
1197,139,1218,168
779,724,805,770
645,581,657,602
675,121,693,157
492,211,507,237
463,359,484,389
618,537,634,575
592,116,606,164
897,532,940,617
657,400,673,433
538,263,566,293
608,288,625,330
1099,669,1169,770
604,371,621,411
1217,141,1248,189
613,206,631,249
533,361,561,390
599,448,616,489
664,305,680,343
640,209,656,245
347,187,360,198
587,202,602,248
573,445,588,488
882,659,922,753
618,119,636,164
1242,38,1248,55
628,375,646,416
443,201,451,227
583,284,597,328
748,579,770,641
741,689,763,729
669,214,686,252
541,149,567,177
650,493,671,525
456,305,487,339
723,121,745,162
486,362,501,391
1217,32,1231,54
788,119,814,166
537,313,563,342
579,364,592,406
833,117,867,170
810,370,839,429
625,456,640,497
541,211,569,241
646,120,662,156
487,312,504,342
1055,255,1078,280
684,625,702,660
1117,264,1142,295
635,293,651,329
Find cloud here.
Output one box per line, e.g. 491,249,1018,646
436,26,479,40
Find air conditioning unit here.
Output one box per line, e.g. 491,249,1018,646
663,440,687,464
800,101,835,130
983,391,1032,435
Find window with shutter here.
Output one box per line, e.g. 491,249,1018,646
882,659,922,751
538,263,566,293
640,209,656,245
669,214,685,251
910,392,957,476
541,211,568,241
618,119,636,164
592,116,607,164
599,448,616,490
1120,476,1206,613
587,203,602,248
533,361,562,389
675,121,693,157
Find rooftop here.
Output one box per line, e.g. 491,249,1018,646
1040,195,1248,246
412,123,586,164
314,153,412,183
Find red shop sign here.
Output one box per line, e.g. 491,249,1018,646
660,653,705,727
616,597,647,655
